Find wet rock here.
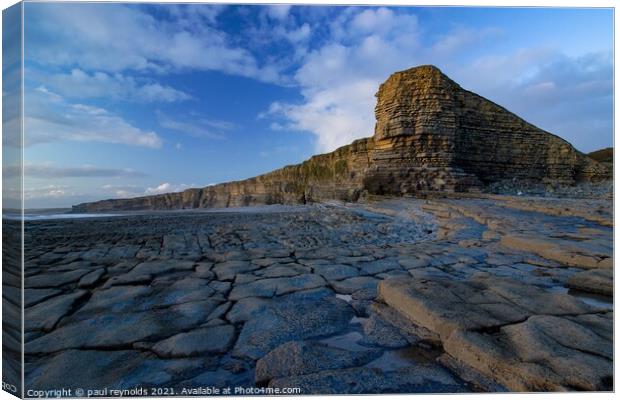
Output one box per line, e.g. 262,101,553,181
152,325,236,357
255,341,381,384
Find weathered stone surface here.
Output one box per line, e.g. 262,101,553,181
226,297,272,324
24,288,63,308
378,275,612,392
22,184,613,394
151,325,236,357
444,313,613,391
26,269,90,288
26,350,148,390
212,260,257,281
500,234,610,269
25,291,88,332
312,264,359,281
229,274,326,300
331,276,380,294
255,341,381,383
77,268,106,288
566,269,613,296
378,274,599,340
269,365,464,394
26,300,218,354
360,314,411,348
233,297,354,360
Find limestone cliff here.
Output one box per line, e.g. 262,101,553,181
72,65,610,212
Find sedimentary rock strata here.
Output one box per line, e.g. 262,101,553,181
72,65,609,212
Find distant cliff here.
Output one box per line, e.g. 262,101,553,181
588,147,613,164
73,65,610,212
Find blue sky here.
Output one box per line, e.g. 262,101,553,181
5,2,613,208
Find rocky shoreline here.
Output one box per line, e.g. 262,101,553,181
14,193,612,394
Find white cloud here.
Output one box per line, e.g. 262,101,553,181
4,163,146,179
27,3,284,84
145,182,195,195
264,7,423,152
20,87,162,148
30,68,191,102
267,5,292,21
101,184,145,198
157,111,233,140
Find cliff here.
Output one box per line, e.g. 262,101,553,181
73,65,610,212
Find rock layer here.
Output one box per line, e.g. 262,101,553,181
73,65,609,212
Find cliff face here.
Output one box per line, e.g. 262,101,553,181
73,65,610,212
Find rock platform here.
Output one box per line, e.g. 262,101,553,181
18,194,612,394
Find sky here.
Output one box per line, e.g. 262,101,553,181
2,2,614,208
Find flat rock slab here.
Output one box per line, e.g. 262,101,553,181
378,273,600,340
104,259,196,286
500,234,610,269
26,350,148,391
378,275,612,391
445,313,613,391
269,365,465,394
24,288,63,308
255,340,381,384
212,260,258,281
331,276,380,294
26,269,90,288
27,349,205,391
26,300,219,354
229,274,326,300
566,269,613,296
152,324,236,358
77,268,106,288
313,264,359,281
360,313,412,348
25,290,88,332
232,297,354,360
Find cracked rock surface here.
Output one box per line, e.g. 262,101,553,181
18,195,612,394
